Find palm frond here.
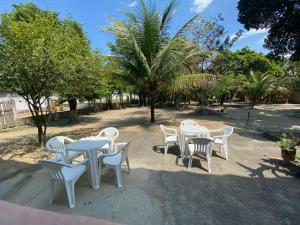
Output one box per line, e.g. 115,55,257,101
160,0,176,36
103,17,151,77
173,14,201,39
171,73,217,93
150,38,186,77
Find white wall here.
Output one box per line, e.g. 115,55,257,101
0,91,47,113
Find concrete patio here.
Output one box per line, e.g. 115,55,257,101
0,106,300,225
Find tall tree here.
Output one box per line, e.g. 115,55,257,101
58,18,92,111
177,14,242,72
0,3,93,144
0,3,67,144
238,0,300,60
104,0,214,123
210,48,283,76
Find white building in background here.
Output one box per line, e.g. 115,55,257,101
0,89,48,113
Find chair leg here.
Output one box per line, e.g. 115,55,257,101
50,179,55,204
188,156,192,170
114,166,123,188
98,160,103,186
224,144,228,160
207,157,211,174
65,181,76,208
164,144,168,155
126,158,130,174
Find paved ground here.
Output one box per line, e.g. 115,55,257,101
0,106,300,225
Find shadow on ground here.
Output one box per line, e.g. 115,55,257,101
1,157,300,225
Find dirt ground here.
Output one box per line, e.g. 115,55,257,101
0,104,299,181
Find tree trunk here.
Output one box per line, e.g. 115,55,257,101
251,99,256,109
143,96,146,106
174,95,178,108
68,98,77,110
139,93,143,106
149,86,156,123
37,122,46,145
28,102,47,146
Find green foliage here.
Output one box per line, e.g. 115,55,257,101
278,133,298,151
211,47,283,77
209,48,284,105
0,3,70,144
57,18,95,107
238,0,300,60
176,14,242,72
0,3,103,143
211,74,245,104
243,70,274,108
0,3,63,98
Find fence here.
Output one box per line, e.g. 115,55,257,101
0,100,16,128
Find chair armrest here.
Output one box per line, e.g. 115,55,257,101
71,159,89,166
64,137,76,143
98,149,122,159
114,142,127,149
209,128,224,133
164,127,178,136
212,135,225,140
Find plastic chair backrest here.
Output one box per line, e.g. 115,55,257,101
224,127,233,137
160,125,173,137
39,159,67,182
114,140,132,163
98,127,119,141
180,120,199,128
160,124,166,135
187,138,213,156
45,136,66,155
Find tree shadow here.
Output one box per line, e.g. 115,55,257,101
237,158,299,178
2,162,300,225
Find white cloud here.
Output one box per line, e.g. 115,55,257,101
191,0,213,13
259,35,267,45
128,1,137,7
240,28,269,40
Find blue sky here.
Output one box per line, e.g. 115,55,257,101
0,0,269,54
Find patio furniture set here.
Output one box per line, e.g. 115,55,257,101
39,121,232,209
160,120,233,173
39,127,131,208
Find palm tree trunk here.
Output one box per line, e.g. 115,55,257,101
149,86,156,123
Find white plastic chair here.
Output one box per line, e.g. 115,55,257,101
210,127,233,160
180,119,199,129
187,138,213,173
160,125,178,155
39,159,88,208
97,127,119,153
98,140,132,188
45,136,81,163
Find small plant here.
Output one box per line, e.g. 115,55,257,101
278,133,297,151
278,133,299,162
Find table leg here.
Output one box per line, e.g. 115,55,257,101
88,150,100,189
180,132,185,159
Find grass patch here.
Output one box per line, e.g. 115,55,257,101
294,155,300,163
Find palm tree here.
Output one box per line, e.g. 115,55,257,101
244,70,274,108
104,0,215,123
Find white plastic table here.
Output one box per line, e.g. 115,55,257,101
179,125,210,158
66,137,110,189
